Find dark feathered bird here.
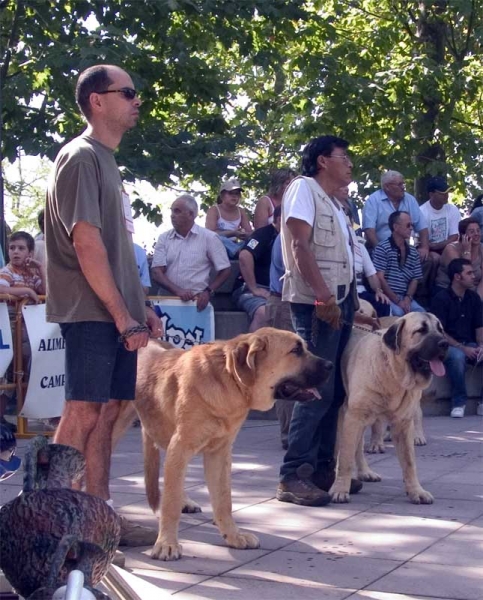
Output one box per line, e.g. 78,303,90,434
0,436,120,599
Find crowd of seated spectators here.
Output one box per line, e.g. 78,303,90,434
1,174,481,430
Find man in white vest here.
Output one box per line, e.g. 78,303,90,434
277,135,363,506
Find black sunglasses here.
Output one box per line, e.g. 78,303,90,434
96,87,138,100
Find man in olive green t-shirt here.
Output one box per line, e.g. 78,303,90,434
45,64,162,546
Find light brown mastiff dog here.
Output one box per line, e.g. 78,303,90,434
331,312,448,504
112,328,332,560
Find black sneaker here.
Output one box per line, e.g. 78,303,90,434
312,468,363,495
277,475,331,506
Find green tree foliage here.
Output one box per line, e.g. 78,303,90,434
1,0,482,218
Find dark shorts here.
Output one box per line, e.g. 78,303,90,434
60,321,137,403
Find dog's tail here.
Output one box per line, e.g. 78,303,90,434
143,430,161,512
111,401,138,452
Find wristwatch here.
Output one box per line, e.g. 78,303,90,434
145,300,154,309
204,286,214,295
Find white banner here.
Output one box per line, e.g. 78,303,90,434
21,304,65,418
0,302,13,378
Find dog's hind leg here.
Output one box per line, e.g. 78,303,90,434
181,492,202,514
391,418,433,504
203,442,260,550
412,403,427,446
367,418,387,454
356,426,382,482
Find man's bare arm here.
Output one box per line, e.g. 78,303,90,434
72,221,148,349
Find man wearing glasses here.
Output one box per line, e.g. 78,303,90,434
45,65,161,547
362,170,429,262
276,135,362,507
372,211,425,316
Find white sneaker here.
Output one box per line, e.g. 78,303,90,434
477,402,483,417
450,406,465,418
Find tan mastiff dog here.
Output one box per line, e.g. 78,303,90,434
112,328,332,560
354,301,428,452
331,312,447,504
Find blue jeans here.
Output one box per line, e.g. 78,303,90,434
390,299,426,317
444,343,477,408
219,235,244,258
280,292,355,481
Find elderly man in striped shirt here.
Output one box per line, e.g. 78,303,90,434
151,194,231,311
372,210,425,316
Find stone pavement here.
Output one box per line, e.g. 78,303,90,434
1,415,482,599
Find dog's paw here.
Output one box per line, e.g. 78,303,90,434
366,442,386,454
357,469,382,482
182,499,202,513
407,488,434,505
413,435,427,446
151,540,183,561
329,483,350,503
225,531,260,550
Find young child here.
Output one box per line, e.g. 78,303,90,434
0,231,45,301
0,231,45,432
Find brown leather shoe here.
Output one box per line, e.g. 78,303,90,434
277,475,331,506
118,516,158,547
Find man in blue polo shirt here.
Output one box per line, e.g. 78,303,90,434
362,170,429,261
372,210,425,316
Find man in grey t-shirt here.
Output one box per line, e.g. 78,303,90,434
45,65,162,547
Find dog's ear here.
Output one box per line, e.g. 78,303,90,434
225,335,268,386
382,320,405,353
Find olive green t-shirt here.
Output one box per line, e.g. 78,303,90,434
45,135,145,324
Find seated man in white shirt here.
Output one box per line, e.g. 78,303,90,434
151,194,231,312
419,176,460,296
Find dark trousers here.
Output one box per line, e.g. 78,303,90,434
279,292,355,481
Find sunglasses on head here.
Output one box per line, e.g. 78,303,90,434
96,87,138,100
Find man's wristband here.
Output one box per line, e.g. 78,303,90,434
314,296,333,307
204,286,214,296
405,294,413,301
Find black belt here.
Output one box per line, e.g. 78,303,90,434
270,291,282,297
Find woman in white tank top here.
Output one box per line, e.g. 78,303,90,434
206,178,253,257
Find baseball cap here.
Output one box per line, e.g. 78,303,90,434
427,176,452,194
220,178,243,193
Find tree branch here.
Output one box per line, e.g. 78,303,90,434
1,0,24,86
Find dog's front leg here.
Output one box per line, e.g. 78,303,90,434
412,403,427,446
391,419,433,504
203,445,260,550
151,437,190,561
330,411,365,503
